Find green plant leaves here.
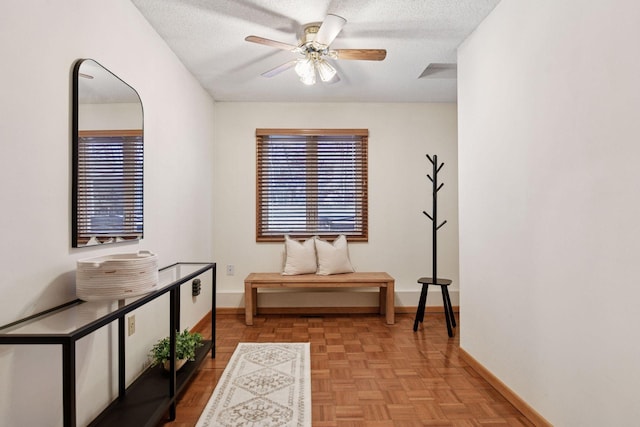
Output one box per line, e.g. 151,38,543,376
149,329,204,366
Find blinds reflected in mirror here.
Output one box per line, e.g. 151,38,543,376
76,130,143,245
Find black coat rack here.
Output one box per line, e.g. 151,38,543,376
413,154,456,336
423,154,447,279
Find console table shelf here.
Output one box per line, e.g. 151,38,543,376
0,262,216,427
89,340,212,427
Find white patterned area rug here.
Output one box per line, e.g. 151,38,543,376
195,342,311,427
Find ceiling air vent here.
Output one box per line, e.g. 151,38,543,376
418,63,457,79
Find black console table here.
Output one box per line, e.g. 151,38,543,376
0,262,216,427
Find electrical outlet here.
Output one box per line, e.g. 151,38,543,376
226,264,235,276
127,315,135,336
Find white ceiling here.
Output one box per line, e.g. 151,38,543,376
131,0,500,103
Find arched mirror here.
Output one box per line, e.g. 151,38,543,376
72,59,144,247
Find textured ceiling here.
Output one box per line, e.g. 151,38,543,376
131,0,500,102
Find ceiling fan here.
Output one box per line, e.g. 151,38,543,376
245,14,386,85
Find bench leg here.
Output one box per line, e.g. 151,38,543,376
385,281,395,325
252,288,258,316
244,281,254,326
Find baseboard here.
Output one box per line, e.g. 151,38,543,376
395,306,458,314
459,348,552,427
215,289,459,313
215,306,458,316
191,310,212,331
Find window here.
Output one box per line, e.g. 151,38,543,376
75,130,143,246
256,129,368,242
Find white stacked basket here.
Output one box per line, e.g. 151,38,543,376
76,251,159,301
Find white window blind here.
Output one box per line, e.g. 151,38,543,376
256,129,368,242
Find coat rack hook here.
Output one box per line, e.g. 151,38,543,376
427,175,433,182
436,183,444,192
437,220,448,230
423,211,433,221
437,162,444,173
426,154,434,164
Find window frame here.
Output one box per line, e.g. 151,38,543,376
255,128,369,242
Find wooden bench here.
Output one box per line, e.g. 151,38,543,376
244,272,395,325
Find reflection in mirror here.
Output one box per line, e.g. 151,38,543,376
72,59,144,248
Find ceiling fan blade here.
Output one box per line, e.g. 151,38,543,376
245,35,298,51
315,14,346,46
334,49,387,61
261,60,297,78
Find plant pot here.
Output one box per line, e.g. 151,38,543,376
162,358,187,371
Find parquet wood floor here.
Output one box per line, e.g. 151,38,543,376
159,313,534,427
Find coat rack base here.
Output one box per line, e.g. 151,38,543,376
413,277,456,337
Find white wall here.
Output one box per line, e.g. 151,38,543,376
0,1,215,425
79,103,143,130
458,1,640,425
212,102,458,309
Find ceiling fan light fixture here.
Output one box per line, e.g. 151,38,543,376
299,71,316,85
316,59,336,82
295,57,316,85
246,14,386,86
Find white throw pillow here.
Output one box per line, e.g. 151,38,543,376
282,235,317,275
314,235,355,275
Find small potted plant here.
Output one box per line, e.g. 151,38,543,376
149,329,204,371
